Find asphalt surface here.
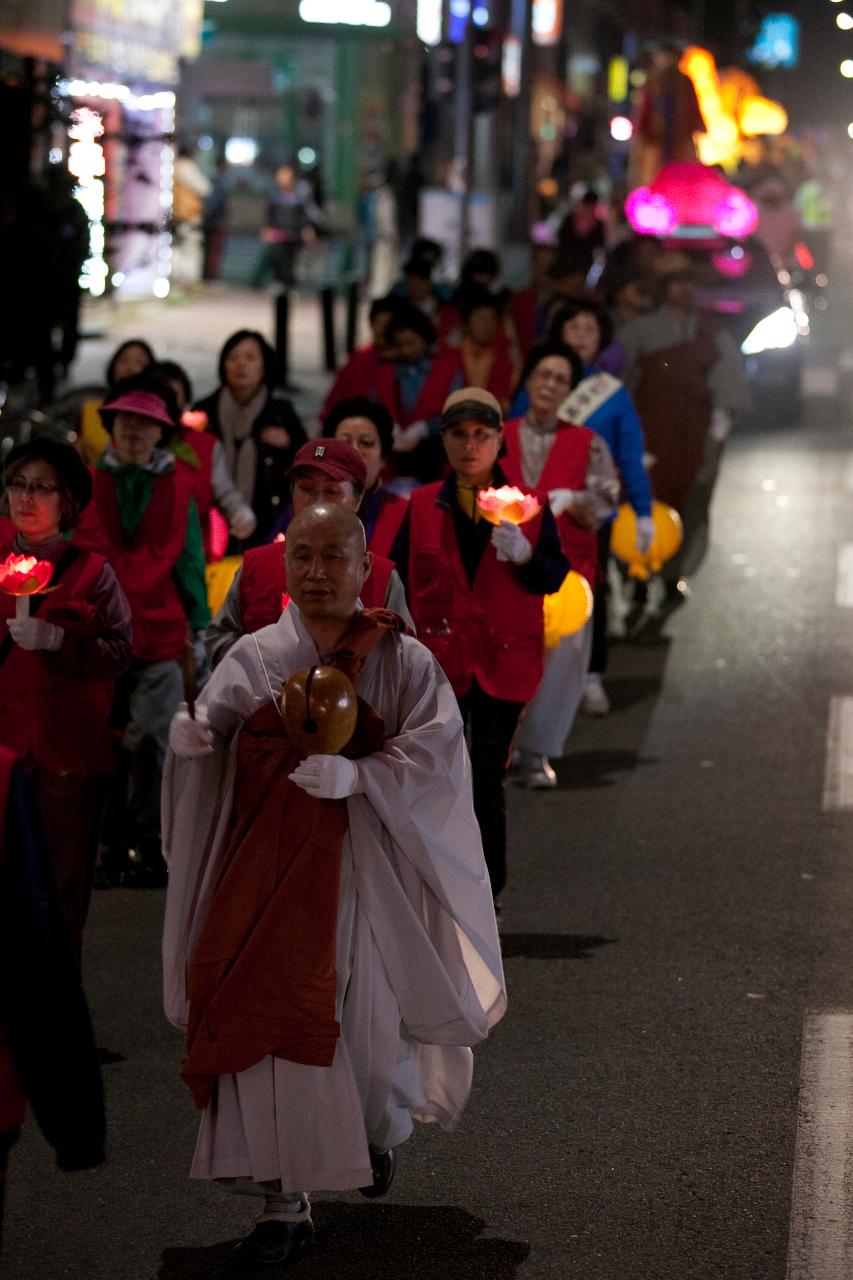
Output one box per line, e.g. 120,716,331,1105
5,278,853,1280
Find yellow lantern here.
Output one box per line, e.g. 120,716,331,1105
543,570,594,647
206,554,242,616
610,501,683,580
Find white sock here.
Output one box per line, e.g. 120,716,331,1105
257,1192,311,1224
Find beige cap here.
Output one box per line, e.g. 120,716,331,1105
441,387,503,430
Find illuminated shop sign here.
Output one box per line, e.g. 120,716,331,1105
69,0,204,84
298,0,392,27
749,13,799,70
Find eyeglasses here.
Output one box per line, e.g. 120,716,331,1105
7,478,60,498
443,427,500,445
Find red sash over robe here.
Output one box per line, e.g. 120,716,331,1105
181,609,405,1109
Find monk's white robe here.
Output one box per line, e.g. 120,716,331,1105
162,605,506,1193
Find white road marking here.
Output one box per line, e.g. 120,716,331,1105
787,1012,853,1278
836,545,853,607
822,697,853,810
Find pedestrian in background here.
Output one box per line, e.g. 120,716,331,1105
194,330,306,545
261,163,322,289
172,144,212,289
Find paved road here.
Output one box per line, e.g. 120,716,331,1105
5,284,853,1280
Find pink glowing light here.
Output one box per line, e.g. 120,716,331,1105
208,509,230,561
181,409,208,432
477,486,541,526
625,188,677,236
714,191,758,238
0,554,53,597
711,249,753,279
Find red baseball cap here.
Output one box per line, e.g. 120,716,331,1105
100,388,176,431
287,439,367,488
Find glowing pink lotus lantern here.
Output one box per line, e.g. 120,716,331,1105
0,553,54,618
181,409,208,432
625,162,758,239
476,486,541,527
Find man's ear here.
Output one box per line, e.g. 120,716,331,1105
362,550,374,580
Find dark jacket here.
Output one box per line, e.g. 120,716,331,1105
0,746,104,1170
195,389,307,545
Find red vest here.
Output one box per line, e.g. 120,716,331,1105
178,429,216,560
0,545,116,775
239,540,395,634
502,418,599,588
74,468,194,662
321,345,384,417
369,490,408,559
376,348,463,427
406,482,545,702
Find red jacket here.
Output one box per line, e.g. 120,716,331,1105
406,482,545,702
366,489,409,559
0,545,116,775
321,345,386,418
375,348,463,428
239,541,395,634
502,418,598,588
461,334,517,412
177,428,216,560
74,468,195,662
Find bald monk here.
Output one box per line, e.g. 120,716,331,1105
163,504,505,1267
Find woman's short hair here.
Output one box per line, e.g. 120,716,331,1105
322,398,395,457
217,330,279,390
517,340,584,395
548,301,613,357
154,360,193,409
384,305,436,348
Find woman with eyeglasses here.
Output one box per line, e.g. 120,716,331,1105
391,388,569,905
0,439,132,957
502,342,619,789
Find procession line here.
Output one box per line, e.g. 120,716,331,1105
787,1011,853,1279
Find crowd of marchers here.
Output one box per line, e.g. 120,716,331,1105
0,216,748,1265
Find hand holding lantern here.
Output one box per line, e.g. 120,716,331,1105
476,486,541,527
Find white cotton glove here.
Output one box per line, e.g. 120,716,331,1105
710,407,732,442
548,488,578,518
635,515,655,555
6,617,63,651
392,420,429,453
229,508,257,540
288,754,362,799
490,519,533,565
168,702,214,757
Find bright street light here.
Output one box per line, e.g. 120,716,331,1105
839,11,853,27
841,58,853,76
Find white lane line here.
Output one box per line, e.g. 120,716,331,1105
822,698,853,810
836,545,853,607
787,1012,853,1278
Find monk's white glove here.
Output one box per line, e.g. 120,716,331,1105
547,488,578,518
6,617,63,651
392,420,429,453
289,754,362,799
491,519,532,565
169,702,214,757
635,515,655,555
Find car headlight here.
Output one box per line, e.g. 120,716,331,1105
741,306,799,356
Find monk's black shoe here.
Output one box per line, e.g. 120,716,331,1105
359,1145,396,1199
233,1219,314,1266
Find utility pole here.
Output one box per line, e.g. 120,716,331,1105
509,0,534,239
453,11,476,266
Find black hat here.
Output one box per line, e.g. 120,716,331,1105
3,437,93,513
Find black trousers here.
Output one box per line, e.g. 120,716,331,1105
590,521,612,675
457,680,524,899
